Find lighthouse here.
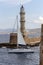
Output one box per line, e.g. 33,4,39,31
20,5,25,37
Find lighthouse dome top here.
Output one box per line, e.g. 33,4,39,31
20,5,25,13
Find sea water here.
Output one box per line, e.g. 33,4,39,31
0,34,40,65
0,46,40,65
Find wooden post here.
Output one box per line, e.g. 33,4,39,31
40,24,43,65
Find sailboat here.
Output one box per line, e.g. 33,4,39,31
8,29,34,54
8,31,34,54
8,16,34,54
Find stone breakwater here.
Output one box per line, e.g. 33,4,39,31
24,37,41,46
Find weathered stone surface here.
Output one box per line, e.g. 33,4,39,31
10,33,17,44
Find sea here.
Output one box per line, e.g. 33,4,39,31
0,34,40,65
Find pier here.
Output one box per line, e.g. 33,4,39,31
0,41,40,48
0,43,17,48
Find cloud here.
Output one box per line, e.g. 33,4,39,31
0,0,32,5
32,16,43,24
39,16,43,21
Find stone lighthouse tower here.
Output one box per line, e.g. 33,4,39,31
20,5,25,37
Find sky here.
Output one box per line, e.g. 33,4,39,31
0,0,43,29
